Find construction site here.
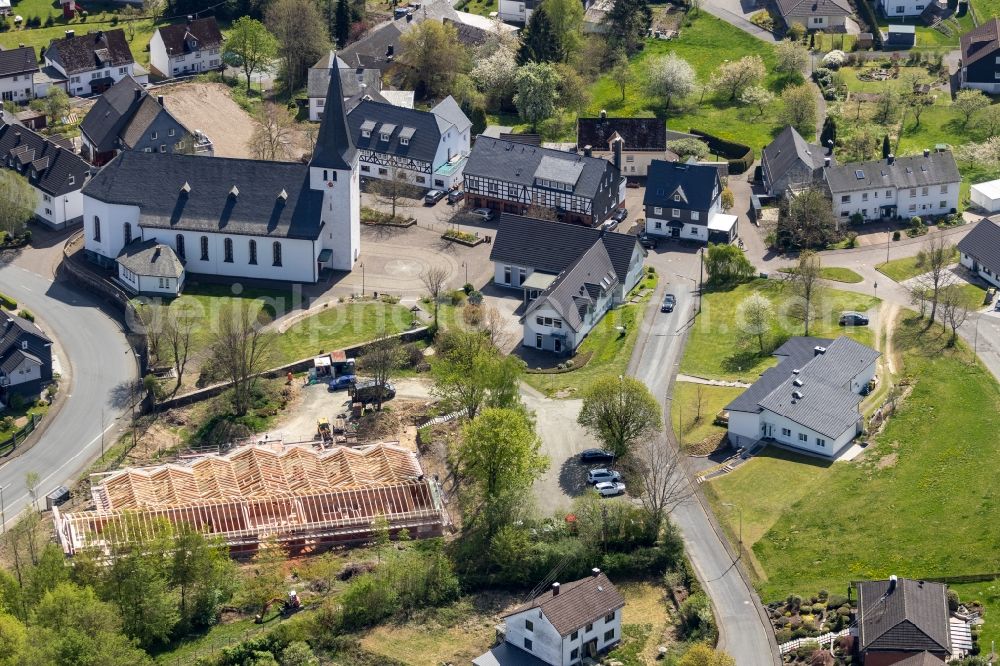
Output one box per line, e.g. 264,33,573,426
53,441,448,558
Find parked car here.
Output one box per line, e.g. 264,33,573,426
469,208,495,222
595,481,626,497
637,232,657,249
587,468,622,484
424,189,446,205
839,311,870,326
612,208,628,223
579,448,615,463
327,374,356,391
995,300,1000,312
447,190,465,204
661,293,676,313
350,380,396,404
600,219,619,232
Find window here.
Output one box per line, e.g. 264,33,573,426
361,128,370,138
909,204,916,212
841,195,851,203
380,132,390,142
68,175,75,186
43,194,51,203
690,226,697,235
605,611,616,622
176,234,185,260
570,631,579,641
224,238,233,263
504,266,511,284
93,216,101,242
159,277,167,289
272,241,282,267
399,137,409,145
200,236,209,261
816,438,826,447
603,629,615,641
798,433,808,442
910,188,917,196
518,267,526,284
673,193,680,201
523,638,533,651
151,132,158,140
378,168,388,176
44,208,52,216
653,207,662,216
249,239,257,265
781,427,791,437
625,155,634,162
862,193,868,201
940,200,947,208
896,4,904,10
160,145,167,153
361,165,370,173
654,221,662,229
585,623,593,633
553,319,562,329
691,211,700,221
536,316,543,325
940,184,949,193
416,176,425,184
571,648,579,660
886,190,892,197
672,208,680,217
921,186,928,196
168,128,175,137
525,619,533,631
543,317,553,326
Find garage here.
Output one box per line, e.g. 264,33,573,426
970,179,1000,213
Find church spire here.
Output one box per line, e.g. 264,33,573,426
311,51,356,171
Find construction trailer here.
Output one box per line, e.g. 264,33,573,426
54,442,446,558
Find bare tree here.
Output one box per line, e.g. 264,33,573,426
694,385,705,423
24,472,39,512
937,284,970,347
916,235,955,324
120,4,141,41
524,204,559,222
211,302,276,417
479,304,514,350
358,331,404,410
248,103,293,161
135,304,164,366
634,440,692,534
789,251,823,336
908,280,930,319
370,167,418,220
163,306,196,396
108,378,146,450
420,266,449,330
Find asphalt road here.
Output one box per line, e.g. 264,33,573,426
0,261,134,527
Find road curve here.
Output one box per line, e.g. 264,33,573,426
0,261,134,527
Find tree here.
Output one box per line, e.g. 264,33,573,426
266,0,330,96
334,0,350,47
210,301,275,416
779,84,817,136
24,473,39,512
704,243,755,285
281,642,319,666
249,102,294,161
954,88,990,127
514,62,561,131
647,52,696,108
938,283,970,346
605,0,652,56
788,251,823,335
882,134,891,159
577,375,662,459
431,330,523,418
634,439,691,534
721,187,735,212
982,103,1000,137
678,643,736,666
142,0,164,21
787,21,806,41
776,187,839,250
820,115,837,149
120,4,141,41
739,85,773,117
518,6,561,63
471,45,519,106
358,331,404,410
737,292,774,353
397,20,467,98
224,17,277,93
873,87,900,125
0,612,24,666
668,138,710,160
914,234,956,323
774,39,808,74
610,49,632,102
170,528,237,634
0,171,35,237
163,302,196,396
841,125,880,162
541,0,584,60
458,408,548,536
420,266,449,330
239,540,286,620
900,74,933,128
103,531,180,648
710,55,765,101
369,167,417,219
36,87,68,128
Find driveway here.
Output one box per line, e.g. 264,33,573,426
696,0,778,43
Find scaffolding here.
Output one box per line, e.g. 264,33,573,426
55,443,446,556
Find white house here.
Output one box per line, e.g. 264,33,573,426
81,54,361,285
877,0,938,18
116,239,185,296
44,29,142,97
644,160,738,244
474,570,625,666
576,114,668,179
0,122,92,229
149,17,224,79
0,313,54,405
0,47,39,103
348,95,471,190
726,336,880,458
823,150,961,222
958,217,1000,289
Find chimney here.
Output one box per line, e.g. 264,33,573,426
386,44,395,59
14,131,20,144
157,95,164,106
591,567,601,578
583,144,592,158
180,181,191,193
551,582,560,596
887,153,894,165
278,188,288,201
826,138,834,156
96,30,104,42
186,14,193,24
612,139,623,172
888,575,898,594
923,148,930,157
600,109,607,119
229,185,240,198
824,157,830,167
813,345,826,356
65,30,75,38
134,88,142,101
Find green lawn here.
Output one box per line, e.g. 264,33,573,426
679,280,878,382
779,266,864,284
949,579,1000,650
670,383,743,451
456,0,498,17
272,302,413,365
740,315,1000,601
873,13,973,48
0,402,48,441
876,245,959,282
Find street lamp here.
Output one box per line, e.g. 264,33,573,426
698,247,705,315
462,261,468,285
975,313,982,354
722,502,743,559
1,485,6,535
360,262,365,298
874,280,878,300
886,230,891,265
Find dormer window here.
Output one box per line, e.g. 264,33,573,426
21,341,28,350
673,194,680,201
67,175,75,186
399,137,409,146
360,119,376,138
380,132,390,142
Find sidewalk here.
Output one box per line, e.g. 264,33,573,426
697,0,778,43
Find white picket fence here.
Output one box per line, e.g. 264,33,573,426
778,628,851,655
423,409,466,426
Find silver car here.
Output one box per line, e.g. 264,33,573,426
587,468,622,484
595,481,626,497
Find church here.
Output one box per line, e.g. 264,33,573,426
81,56,360,294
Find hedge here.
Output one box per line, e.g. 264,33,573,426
853,0,883,48
0,293,16,310
689,129,755,174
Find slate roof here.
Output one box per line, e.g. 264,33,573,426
857,578,951,655
0,122,92,197
577,117,667,152
334,0,460,71
81,76,188,153
348,99,444,163
46,29,134,75
117,239,184,278
524,242,618,331
644,159,721,211
431,95,472,134
727,336,880,439
824,151,961,194
466,138,618,201
890,653,947,666
312,52,357,172
957,218,1000,276
83,151,324,240
490,214,643,286
154,17,223,57
119,95,170,148
0,46,39,78
472,642,551,666
307,54,382,99
762,125,831,186
503,573,625,636
0,313,51,378
776,0,852,19
961,17,1000,66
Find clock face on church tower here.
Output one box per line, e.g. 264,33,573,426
327,181,334,187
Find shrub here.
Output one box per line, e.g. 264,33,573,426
0,292,16,310
823,50,847,69
750,10,774,30
811,603,827,614
948,589,960,612
826,593,847,608
0,416,14,431
689,129,754,174
44,15,53,27
892,230,901,241
776,628,793,644
818,589,829,601
845,231,858,248
17,309,34,322
462,283,474,294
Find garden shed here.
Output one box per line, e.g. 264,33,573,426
885,24,915,49
971,179,1000,212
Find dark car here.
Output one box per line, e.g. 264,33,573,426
447,190,465,204
350,380,396,404
839,311,870,326
661,293,676,313
637,233,657,249
327,374,356,391
579,448,615,463
612,208,628,223
424,189,446,205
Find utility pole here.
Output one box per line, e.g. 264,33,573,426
361,262,366,297
698,247,705,314
886,230,891,265
723,502,743,560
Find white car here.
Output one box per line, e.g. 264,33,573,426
595,481,626,497
587,468,621,484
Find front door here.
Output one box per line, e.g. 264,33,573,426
554,338,562,353
535,334,542,349
1,91,12,102
670,226,680,238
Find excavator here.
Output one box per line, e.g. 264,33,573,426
255,590,302,623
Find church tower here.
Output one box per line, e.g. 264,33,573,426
310,52,360,271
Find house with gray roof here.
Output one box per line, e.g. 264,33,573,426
308,52,389,122
775,0,853,30
855,576,955,663
576,113,668,179
643,159,737,244
0,46,39,104
726,336,880,457
958,217,1000,289
0,313,53,405
44,29,144,96
761,126,831,197
148,16,224,79
348,96,471,190
464,138,623,226
490,214,645,353
116,239,185,296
